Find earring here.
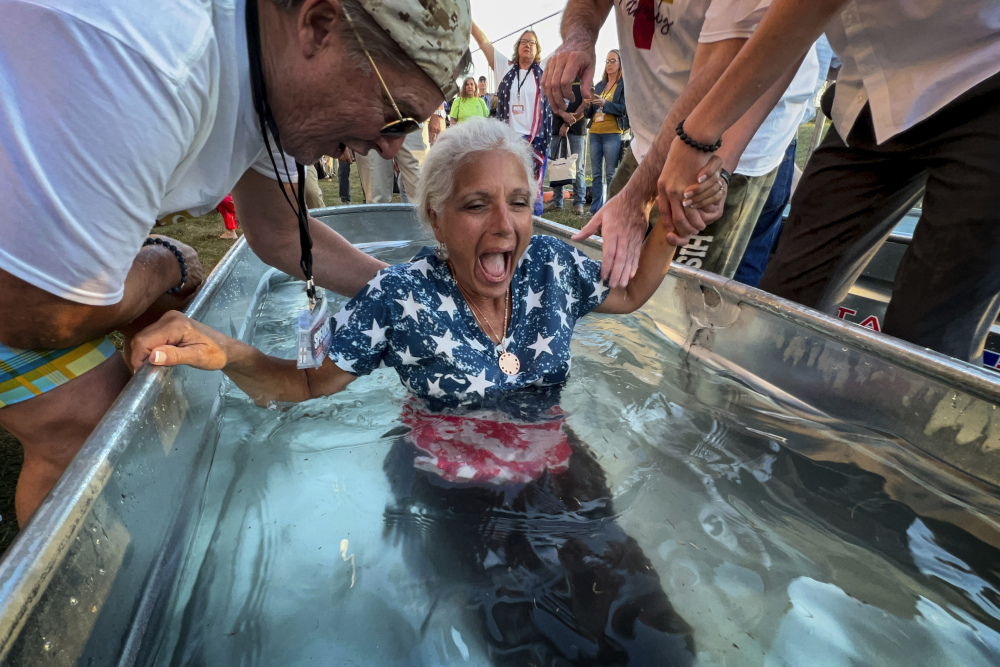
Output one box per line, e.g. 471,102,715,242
434,242,449,260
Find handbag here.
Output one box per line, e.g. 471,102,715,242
547,137,578,188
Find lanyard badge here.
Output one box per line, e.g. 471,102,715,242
297,288,332,369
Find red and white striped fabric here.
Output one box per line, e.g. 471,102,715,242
401,401,571,485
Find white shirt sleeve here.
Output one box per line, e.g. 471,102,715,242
250,142,299,183
0,5,208,306
493,51,512,79
699,0,772,43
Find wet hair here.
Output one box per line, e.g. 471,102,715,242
460,76,478,99
416,118,537,228
511,30,541,65
601,49,623,86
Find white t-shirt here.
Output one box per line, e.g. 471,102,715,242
826,0,1000,144
614,0,771,162
0,0,295,306
735,43,819,177
493,53,539,137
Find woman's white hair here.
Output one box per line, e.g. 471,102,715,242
416,118,536,227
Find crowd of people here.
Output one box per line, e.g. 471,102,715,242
1,0,999,660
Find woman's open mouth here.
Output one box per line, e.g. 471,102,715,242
477,251,512,284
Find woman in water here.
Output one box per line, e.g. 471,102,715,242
133,119,724,665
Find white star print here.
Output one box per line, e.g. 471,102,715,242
467,337,487,352
333,306,353,331
527,332,555,358
590,278,609,301
396,346,422,366
557,310,570,329
410,257,432,278
547,256,565,281
518,249,532,266
437,293,458,318
395,292,427,323
362,319,387,346
431,330,462,359
525,286,545,313
572,250,589,270
564,290,578,311
367,271,387,295
464,369,494,397
335,357,357,373
426,377,446,397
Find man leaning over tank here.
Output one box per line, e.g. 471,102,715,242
0,0,472,525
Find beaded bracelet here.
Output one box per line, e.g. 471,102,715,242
676,119,722,153
142,237,188,294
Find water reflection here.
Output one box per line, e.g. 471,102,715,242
383,402,695,666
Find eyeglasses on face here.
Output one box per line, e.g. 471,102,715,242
606,59,619,64
519,39,537,46
342,7,422,138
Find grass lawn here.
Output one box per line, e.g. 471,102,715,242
0,127,827,555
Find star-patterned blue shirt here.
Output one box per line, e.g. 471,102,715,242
327,235,608,410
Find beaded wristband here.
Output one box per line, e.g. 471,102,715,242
676,119,722,153
142,237,188,294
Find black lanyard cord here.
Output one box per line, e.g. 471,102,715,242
245,0,316,303
515,66,532,97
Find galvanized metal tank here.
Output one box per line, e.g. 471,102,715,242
1,205,998,665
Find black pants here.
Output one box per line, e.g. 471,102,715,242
338,160,351,203
759,70,1000,363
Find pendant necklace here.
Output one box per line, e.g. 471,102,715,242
451,268,520,376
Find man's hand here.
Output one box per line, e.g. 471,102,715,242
541,34,597,114
657,139,718,245
572,188,650,288
130,310,230,372
559,125,570,137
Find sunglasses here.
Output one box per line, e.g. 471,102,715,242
606,59,619,64
342,7,422,138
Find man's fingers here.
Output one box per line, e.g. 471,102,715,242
571,214,602,241
601,227,618,282
148,345,204,369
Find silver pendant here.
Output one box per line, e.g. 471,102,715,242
498,351,520,376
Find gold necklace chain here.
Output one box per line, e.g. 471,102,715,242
458,283,509,349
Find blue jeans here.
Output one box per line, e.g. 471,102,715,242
549,133,587,208
733,139,797,287
338,161,351,203
589,132,622,213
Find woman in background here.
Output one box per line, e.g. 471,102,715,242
586,49,627,214
471,21,552,217
449,77,490,124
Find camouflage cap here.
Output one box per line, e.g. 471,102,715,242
358,0,470,99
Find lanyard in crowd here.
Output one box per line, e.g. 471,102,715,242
515,66,532,97
245,0,316,305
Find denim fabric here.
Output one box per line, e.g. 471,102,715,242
549,133,587,208
589,133,622,213
733,139,797,287
338,161,351,203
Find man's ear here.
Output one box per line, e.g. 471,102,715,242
297,0,341,58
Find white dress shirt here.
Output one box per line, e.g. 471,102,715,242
826,0,1000,144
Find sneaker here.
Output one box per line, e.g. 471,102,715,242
574,205,585,216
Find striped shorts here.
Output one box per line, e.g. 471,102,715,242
0,337,118,407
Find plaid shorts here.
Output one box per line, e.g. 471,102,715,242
0,337,118,407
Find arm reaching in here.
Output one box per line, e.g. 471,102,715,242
658,0,847,231
573,38,745,288
595,206,678,315
130,311,355,405
234,168,385,298
540,0,613,113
